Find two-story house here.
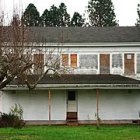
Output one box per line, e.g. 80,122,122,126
1,26,140,125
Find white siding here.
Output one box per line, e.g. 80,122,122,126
78,89,140,120
1,89,140,121
99,89,140,120
78,90,96,120
2,90,66,121
2,91,49,120
51,90,66,120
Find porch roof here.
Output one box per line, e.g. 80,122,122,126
35,74,140,84
6,74,140,90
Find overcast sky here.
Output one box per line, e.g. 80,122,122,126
1,0,140,26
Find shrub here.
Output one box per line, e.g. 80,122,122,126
10,104,23,120
0,104,25,128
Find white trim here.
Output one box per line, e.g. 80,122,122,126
134,53,137,75
2,42,140,47
3,84,140,90
78,53,99,74
110,53,123,75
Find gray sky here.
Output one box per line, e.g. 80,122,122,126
1,0,140,26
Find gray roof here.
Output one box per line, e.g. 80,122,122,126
28,26,140,43
11,74,140,85
2,26,140,43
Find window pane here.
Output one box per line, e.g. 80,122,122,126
68,91,76,101
79,54,98,69
112,54,122,68
62,54,69,66
137,54,140,73
71,54,77,68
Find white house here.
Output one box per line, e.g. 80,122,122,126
1,26,140,125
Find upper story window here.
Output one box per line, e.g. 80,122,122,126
62,54,69,67
79,54,98,69
70,54,77,68
112,54,123,68
111,53,123,74
61,54,77,68
45,54,60,68
137,54,140,73
33,53,44,74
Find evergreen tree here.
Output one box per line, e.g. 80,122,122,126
136,4,140,26
87,0,118,26
70,12,85,27
40,9,51,27
58,3,70,27
48,4,60,26
22,3,40,26
40,3,70,27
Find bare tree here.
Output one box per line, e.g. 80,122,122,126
0,13,66,90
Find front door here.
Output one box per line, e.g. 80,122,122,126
67,91,77,121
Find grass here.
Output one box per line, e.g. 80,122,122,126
0,125,140,140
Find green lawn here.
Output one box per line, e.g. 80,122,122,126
0,125,140,140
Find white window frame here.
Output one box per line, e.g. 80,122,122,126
110,53,124,75
78,53,99,74
136,53,140,74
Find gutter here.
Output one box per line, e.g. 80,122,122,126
2,83,140,90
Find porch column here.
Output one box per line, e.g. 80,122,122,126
96,89,100,127
48,89,51,125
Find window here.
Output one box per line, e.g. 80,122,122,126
45,54,60,67
61,54,77,68
34,54,44,74
68,91,76,101
137,54,140,73
79,54,98,69
70,54,77,68
112,54,122,68
23,54,33,74
62,54,69,66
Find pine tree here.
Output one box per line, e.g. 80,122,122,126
40,9,51,27
70,12,85,27
136,4,140,26
58,3,70,27
22,3,40,26
87,0,118,26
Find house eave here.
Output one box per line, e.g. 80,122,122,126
2,84,140,91
2,42,140,47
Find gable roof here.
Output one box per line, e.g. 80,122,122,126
28,26,140,43
2,26,140,43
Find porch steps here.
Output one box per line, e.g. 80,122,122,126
66,112,78,126
67,122,78,126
